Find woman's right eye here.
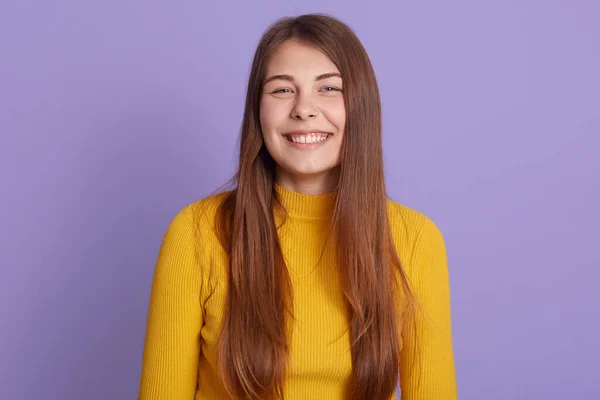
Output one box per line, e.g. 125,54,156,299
273,88,292,94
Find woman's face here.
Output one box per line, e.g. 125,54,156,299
260,40,346,191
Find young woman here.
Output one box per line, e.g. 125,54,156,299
138,13,457,400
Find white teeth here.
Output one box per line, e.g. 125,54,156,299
288,133,329,144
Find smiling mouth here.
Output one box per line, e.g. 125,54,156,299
282,132,332,144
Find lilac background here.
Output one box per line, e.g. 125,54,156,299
1,1,598,399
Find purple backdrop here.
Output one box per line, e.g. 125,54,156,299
1,1,598,399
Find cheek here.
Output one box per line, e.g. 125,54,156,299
260,99,287,132
259,101,282,151
259,100,270,129
325,100,346,131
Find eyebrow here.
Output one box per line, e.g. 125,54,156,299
263,72,342,85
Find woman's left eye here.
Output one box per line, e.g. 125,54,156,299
322,87,338,92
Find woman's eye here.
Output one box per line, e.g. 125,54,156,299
322,87,341,92
273,88,292,94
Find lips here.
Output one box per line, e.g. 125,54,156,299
282,130,332,140
282,131,331,144
283,130,333,135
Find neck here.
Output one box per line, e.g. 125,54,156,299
275,166,340,195
274,182,337,220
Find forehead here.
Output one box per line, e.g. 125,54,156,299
265,40,340,76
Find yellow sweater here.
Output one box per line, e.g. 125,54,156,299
138,184,457,399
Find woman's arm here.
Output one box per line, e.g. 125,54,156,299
400,217,458,399
138,207,204,399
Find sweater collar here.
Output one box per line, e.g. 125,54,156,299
274,183,336,220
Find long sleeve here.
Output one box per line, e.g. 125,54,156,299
138,207,205,399
399,217,458,399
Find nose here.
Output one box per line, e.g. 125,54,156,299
291,92,318,120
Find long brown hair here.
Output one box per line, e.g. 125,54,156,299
213,13,416,400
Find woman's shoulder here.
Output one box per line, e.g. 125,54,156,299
163,190,233,242
184,190,233,223
385,198,446,262
386,198,432,233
